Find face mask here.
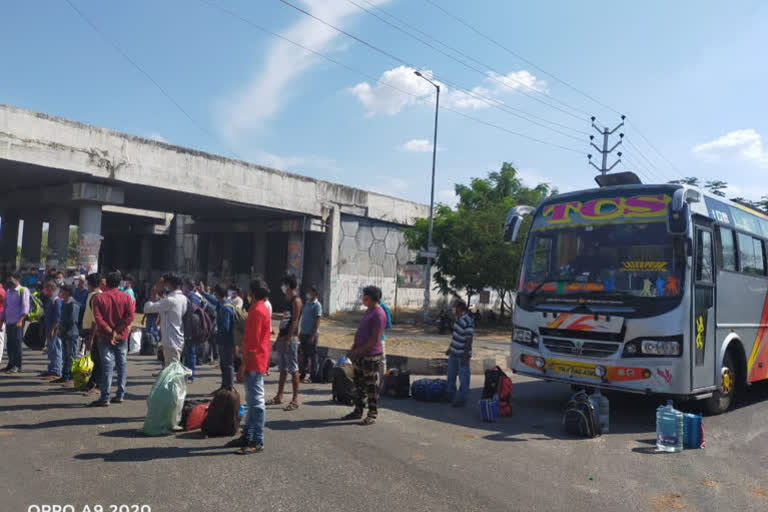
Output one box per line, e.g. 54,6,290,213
281,285,288,294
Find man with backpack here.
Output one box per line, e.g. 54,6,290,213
143,274,187,367
445,299,474,407
230,279,272,454
267,274,302,411
81,273,103,394
298,285,322,384
343,285,387,426
90,271,135,406
201,284,235,390
2,272,30,374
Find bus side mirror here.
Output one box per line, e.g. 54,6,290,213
667,203,689,235
504,205,535,243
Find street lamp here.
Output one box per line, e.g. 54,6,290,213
414,70,440,323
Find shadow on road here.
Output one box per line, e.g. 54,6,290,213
75,445,232,462
4,416,144,430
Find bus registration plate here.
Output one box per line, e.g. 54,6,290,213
551,363,598,379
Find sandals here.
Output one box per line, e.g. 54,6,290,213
236,443,264,455
283,401,300,411
342,411,363,421
360,416,376,426
265,397,282,406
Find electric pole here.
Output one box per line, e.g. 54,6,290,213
588,115,624,175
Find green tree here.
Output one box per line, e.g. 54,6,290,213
669,177,700,186
404,163,553,316
705,180,728,197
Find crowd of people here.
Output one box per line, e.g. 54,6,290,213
0,266,473,456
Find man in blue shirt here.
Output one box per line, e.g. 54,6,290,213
41,281,63,380
298,285,322,383
201,284,235,390
57,284,81,386
445,299,474,407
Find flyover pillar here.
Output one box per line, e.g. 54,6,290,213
78,204,103,276
323,206,340,315
0,209,21,272
20,212,43,269
140,236,152,282
46,208,71,270
252,230,267,278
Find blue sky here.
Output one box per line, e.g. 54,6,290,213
2,0,767,205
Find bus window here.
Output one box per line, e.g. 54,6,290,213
531,237,553,277
717,227,737,271
737,233,765,275
697,230,714,282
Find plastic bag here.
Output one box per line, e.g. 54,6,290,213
72,355,94,389
128,330,142,354
142,361,192,436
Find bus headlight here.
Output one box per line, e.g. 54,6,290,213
623,337,683,357
512,327,538,347
594,365,607,378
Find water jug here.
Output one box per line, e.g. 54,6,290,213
592,389,610,434
656,400,683,452
683,413,704,449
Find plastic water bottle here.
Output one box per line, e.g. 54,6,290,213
656,400,683,452
592,389,610,434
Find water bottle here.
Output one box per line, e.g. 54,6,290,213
656,400,683,452
592,389,610,434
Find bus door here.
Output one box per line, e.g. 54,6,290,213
692,219,716,390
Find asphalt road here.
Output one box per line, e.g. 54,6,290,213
1,350,767,512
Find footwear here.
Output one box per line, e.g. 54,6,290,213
236,442,264,455
7,367,20,374
38,371,51,377
359,416,376,426
87,400,109,407
265,396,283,406
302,377,312,384
283,401,300,411
342,411,363,421
43,374,60,381
59,380,74,387
83,388,99,396
171,425,184,432
51,377,67,384
225,436,248,448
111,396,124,404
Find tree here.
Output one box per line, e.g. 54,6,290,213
705,180,728,197
404,163,553,317
669,177,700,186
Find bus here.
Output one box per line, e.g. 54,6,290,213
503,178,768,414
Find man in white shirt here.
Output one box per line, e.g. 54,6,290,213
143,274,187,367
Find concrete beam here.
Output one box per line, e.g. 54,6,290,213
0,182,124,210
189,218,326,234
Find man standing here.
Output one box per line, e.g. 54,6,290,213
343,286,386,426
0,282,5,367
144,274,187,367
445,299,474,407
81,273,102,394
2,272,29,373
56,284,80,387
90,272,135,406
298,285,322,384
201,284,235,390
42,280,63,381
267,274,302,411
231,288,244,310
181,279,203,380
73,275,89,308
231,279,272,454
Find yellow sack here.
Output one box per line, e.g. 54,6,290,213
72,354,94,389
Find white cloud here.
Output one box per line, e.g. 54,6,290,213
692,129,768,168
349,66,547,116
400,139,435,153
216,0,392,139
147,133,169,143
437,188,458,207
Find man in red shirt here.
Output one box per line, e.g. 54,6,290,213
89,271,135,407
232,279,272,454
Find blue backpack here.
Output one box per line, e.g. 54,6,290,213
411,378,447,402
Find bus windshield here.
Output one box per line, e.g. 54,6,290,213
520,220,685,302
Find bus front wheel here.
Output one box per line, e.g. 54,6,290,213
704,351,736,415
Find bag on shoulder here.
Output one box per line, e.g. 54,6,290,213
331,363,357,405
201,387,241,437
382,368,411,398
563,391,601,438
21,288,43,322
231,305,248,347
183,298,212,346
23,321,45,349
411,378,447,402
482,366,513,416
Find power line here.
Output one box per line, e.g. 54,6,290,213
420,0,689,182
422,0,621,117
204,1,583,155
62,0,242,160
346,0,589,123
276,0,585,145
624,137,673,183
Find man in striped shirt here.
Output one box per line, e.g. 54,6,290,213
445,299,474,407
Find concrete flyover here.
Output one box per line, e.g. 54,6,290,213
0,104,430,312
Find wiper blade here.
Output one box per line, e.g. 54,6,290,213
527,276,577,298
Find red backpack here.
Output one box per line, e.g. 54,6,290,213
481,366,513,416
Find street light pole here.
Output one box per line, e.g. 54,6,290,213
415,70,440,323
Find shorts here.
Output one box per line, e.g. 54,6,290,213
277,338,299,374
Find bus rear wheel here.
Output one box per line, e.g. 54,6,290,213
704,351,736,415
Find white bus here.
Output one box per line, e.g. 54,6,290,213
504,179,768,414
